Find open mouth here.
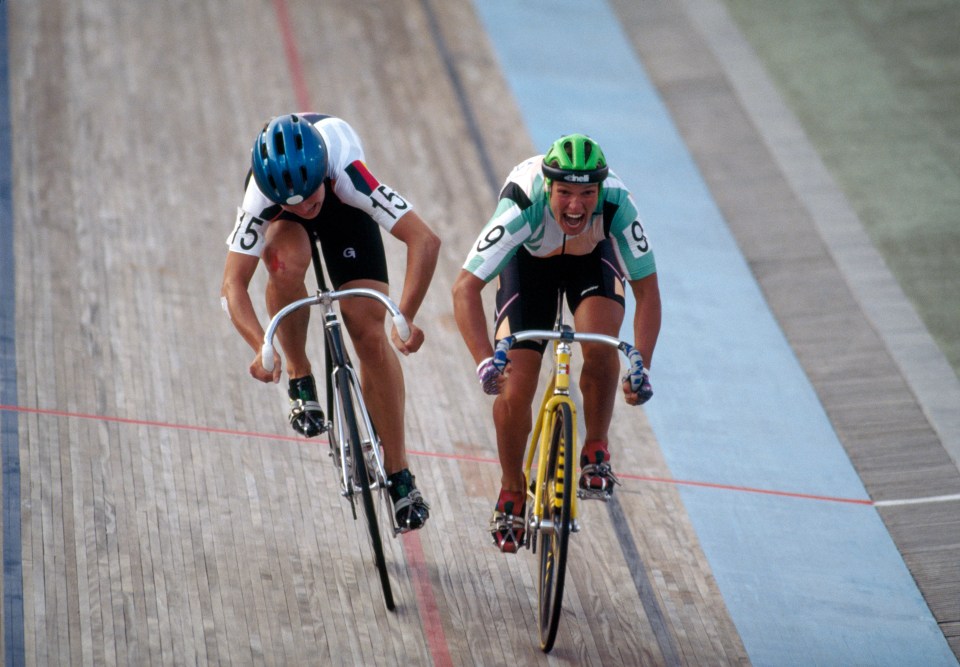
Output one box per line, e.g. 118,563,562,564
561,213,586,232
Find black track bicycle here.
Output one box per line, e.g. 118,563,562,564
261,242,408,611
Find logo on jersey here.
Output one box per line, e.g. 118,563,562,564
345,160,379,195
343,247,357,259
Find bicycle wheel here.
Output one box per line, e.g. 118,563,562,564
336,368,395,611
538,401,574,652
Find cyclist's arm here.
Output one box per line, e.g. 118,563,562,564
451,269,494,365
388,210,441,354
220,250,280,382
628,272,661,370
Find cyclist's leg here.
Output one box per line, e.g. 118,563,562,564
566,241,626,445
314,194,401,464
336,278,405,471
319,203,429,529
492,248,556,495
568,243,626,493
572,295,624,444
490,350,539,551
337,281,429,530
573,296,624,493
263,218,315,379
493,348,542,493
263,218,327,436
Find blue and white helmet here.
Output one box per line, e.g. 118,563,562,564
251,114,327,205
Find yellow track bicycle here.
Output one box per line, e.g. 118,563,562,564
491,319,647,652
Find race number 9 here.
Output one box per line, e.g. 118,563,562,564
629,220,649,255
476,225,505,252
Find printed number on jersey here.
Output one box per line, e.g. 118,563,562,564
370,184,409,220
622,219,649,258
230,209,265,253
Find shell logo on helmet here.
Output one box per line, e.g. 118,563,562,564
541,133,610,187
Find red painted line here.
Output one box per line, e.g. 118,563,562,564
272,0,311,111
401,531,453,667
0,403,873,506
1,403,873,506
618,472,874,506
1,404,304,443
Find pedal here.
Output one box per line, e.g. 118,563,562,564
577,487,614,502
490,510,527,552
289,399,327,436
577,463,621,502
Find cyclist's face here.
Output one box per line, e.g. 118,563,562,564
281,183,326,219
548,182,600,236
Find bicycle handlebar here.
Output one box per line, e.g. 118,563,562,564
492,329,647,393
260,288,410,372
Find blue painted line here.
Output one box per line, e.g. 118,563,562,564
0,2,25,664
470,0,957,664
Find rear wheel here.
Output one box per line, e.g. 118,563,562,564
538,401,574,652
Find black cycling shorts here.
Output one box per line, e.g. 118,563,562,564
280,180,389,289
494,241,626,353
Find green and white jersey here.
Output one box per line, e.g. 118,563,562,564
462,156,656,282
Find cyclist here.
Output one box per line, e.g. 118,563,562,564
451,133,661,552
221,113,439,531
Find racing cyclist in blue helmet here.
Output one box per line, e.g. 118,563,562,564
221,113,441,531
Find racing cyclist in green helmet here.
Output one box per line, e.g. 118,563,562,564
452,133,661,553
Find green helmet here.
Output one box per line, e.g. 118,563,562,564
541,133,609,185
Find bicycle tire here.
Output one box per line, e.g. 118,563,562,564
336,368,395,611
538,401,574,652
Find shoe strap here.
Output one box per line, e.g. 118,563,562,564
495,488,526,514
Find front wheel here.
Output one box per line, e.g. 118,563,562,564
538,401,574,652
336,368,395,611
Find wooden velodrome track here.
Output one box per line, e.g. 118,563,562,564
3,0,958,665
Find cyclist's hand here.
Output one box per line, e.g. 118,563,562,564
622,370,653,406
477,356,507,395
251,350,281,383
392,321,425,355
